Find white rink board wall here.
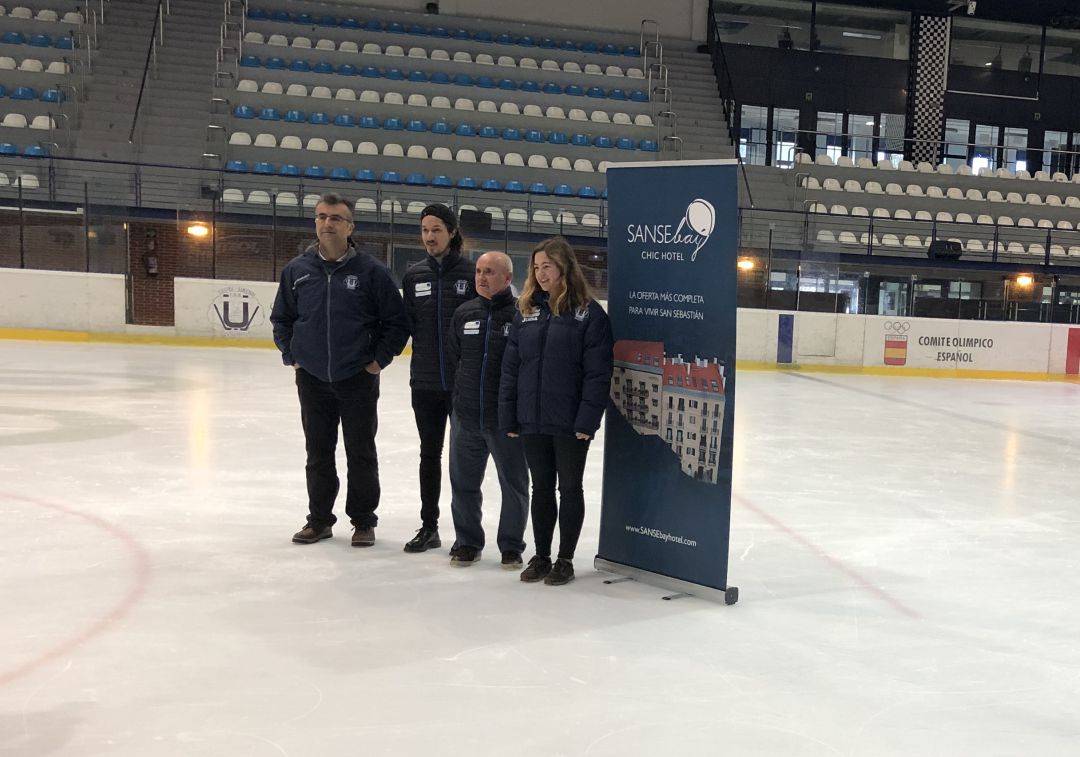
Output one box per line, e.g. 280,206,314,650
173,278,278,340
0,268,126,332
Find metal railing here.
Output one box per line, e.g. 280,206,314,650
129,0,170,145
707,0,754,207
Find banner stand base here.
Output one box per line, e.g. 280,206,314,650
594,557,739,605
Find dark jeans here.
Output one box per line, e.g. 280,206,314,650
521,434,591,560
411,387,452,528
296,367,380,529
449,417,529,554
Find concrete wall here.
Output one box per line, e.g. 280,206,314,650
173,278,279,340
0,268,126,332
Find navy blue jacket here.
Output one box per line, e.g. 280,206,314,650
499,294,614,437
402,250,476,392
446,288,517,432
270,243,410,383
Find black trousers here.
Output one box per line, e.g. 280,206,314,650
296,368,380,529
522,434,591,560
411,387,452,528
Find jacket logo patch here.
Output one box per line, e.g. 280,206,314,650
502,323,511,336
522,308,541,323
344,274,359,290
574,305,589,322
455,279,470,295
415,282,432,297
463,320,480,335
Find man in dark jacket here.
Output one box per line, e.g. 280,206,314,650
270,192,410,547
444,252,529,568
400,204,476,553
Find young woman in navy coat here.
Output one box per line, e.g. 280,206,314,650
499,237,614,586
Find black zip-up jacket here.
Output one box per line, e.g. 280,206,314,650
402,249,476,392
445,288,517,432
499,293,614,437
270,243,410,383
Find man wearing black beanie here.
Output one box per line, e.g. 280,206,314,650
401,204,476,552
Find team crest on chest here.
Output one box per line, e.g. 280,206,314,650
574,305,589,321
502,323,511,336
344,274,359,290
455,279,470,295
522,308,541,323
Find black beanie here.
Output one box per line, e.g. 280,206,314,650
420,203,463,253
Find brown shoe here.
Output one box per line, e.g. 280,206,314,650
351,526,375,547
292,524,332,544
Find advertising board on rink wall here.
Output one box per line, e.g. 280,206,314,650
597,160,740,604
867,317,1054,371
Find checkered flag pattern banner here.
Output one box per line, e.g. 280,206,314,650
910,15,951,165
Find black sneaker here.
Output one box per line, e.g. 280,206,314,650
544,558,575,586
351,526,375,547
404,525,441,553
519,555,552,583
500,551,523,570
450,546,481,567
292,524,332,544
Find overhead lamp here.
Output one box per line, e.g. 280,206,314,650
737,258,755,271
1015,274,1034,287
187,223,210,238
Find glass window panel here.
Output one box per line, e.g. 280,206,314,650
773,106,800,168
739,104,768,166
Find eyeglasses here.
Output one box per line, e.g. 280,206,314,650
315,213,352,224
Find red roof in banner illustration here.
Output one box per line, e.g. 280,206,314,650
613,340,664,368
662,360,724,394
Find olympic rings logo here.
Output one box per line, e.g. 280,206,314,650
884,321,910,333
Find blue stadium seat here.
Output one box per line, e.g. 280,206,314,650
630,90,649,102
528,182,551,195
567,40,584,51
318,15,337,27
457,176,478,189
309,112,329,125
451,28,469,39
602,44,620,56
570,133,590,147
234,105,256,119
431,26,450,37
240,55,260,67
313,62,333,74
616,137,635,150
355,169,377,182
548,131,568,145
381,170,402,183
0,143,18,156
408,70,428,82
334,114,355,127
340,17,360,29
478,125,498,139
501,127,521,141
498,79,517,91
265,57,287,70
385,68,405,80
594,135,614,148
497,34,515,45
285,109,306,122
639,139,659,152
406,172,428,186
608,89,628,101
365,20,383,31
476,76,495,89
623,46,640,56
602,188,608,199
453,74,474,87
1,32,26,45
539,38,557,49
55,36,74,50
564,84,584,97
279,164,301,176
519,80,540,93
30,34,52,47
304,165,326,178
504,180,525,193
406,119,427,132
542,82,563,95
289,59,310,72
12,87,36,100
554,184,574,196
361,66,380,78
518,36,536,47
586,86,605,98
247,8,267,19
331,167,352,181
481,178,502,191
271,11,289,22
40,89,63,103
455,123,476,137
336,63,357,76
578,185,598,198
25,144,48,157
225,159,247,172
384,117,404,130
295,13,314,25
430,71,451,84
431,121,451,134
259,107,281,121
524,130,544,143
359,115,380,128
0,85,7,98
253,161,275,174
474,30,493,42
387,22,405,33
432,175,453,187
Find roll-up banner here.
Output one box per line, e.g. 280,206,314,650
597,160,739,604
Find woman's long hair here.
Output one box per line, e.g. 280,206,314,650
518,237,593,316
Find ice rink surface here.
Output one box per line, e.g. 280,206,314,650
1,339,1078,756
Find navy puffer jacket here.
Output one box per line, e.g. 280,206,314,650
402,249,476,392
446,288,517,432
498,294,614,437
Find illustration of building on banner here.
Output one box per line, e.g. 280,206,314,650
610,339,725,484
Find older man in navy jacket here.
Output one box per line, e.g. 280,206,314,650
444,252,529,568
271,192,410,547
